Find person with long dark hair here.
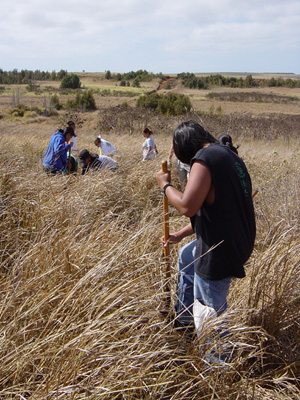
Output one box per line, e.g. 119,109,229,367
218,133,239,154
156,121,256,344
43,127,74,174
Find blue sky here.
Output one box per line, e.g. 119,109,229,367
1,0,300,74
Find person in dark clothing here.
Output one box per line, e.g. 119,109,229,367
156,121,256,337
218,134,239,154
78,149,118,175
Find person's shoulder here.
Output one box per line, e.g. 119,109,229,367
194,143,218,156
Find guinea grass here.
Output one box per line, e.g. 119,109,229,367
0,116,299,399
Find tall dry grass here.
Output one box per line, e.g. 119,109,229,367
0,116,299,399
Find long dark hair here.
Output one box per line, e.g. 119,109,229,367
218,134,239,154
62,126,74,139
173,121,217,164
143,127,153,135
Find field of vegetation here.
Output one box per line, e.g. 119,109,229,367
0,71,299,399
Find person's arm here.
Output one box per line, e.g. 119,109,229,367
143,138,152,160
161,222,194,247
53,137,70,169
156,161,213,217
146,146,152,159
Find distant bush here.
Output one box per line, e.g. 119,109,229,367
132,77,141,88
137,92,192,115
177,72,300,89
60,74,81,89
66,90,96,111
8,104,45,117
104,69,163,84
26,82,41,92
206,91,299,104
50,94,63,110
105,70,112,80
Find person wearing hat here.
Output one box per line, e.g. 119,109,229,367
67,121,78,152
94,135,116,156
43,127,74,174
79,149,118,175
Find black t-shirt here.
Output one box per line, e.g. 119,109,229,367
190,143,256,280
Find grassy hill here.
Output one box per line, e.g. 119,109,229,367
0,72,299,398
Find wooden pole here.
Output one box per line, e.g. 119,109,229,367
67,146,72,175
162,160,171,290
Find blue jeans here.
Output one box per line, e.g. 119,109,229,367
175,240,231,325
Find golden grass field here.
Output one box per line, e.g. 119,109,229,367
0,74,300,399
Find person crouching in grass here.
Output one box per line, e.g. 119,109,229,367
43,127,74,175
79,149,118,175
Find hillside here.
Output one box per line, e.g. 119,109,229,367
0,70,299,399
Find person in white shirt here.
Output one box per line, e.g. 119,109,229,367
67,121,78,152
94,135,116,156
142,127,157,161
79,149,118,175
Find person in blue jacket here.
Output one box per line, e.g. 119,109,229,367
43,127,74,174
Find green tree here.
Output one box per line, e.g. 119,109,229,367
105,70,112,80
245,75,254,88
132,77,141,88
66,90,96,111
60,74,81,89
57,69,68,80
50,94,63,110
137,93,191,116
81,90,96,110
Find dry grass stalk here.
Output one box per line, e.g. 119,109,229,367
0,115,299,399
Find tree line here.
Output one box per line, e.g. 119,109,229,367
178,72,300,89
105,69,163,88
0,69,68,84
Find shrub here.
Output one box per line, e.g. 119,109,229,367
66,90,96,111
26,82,40,92
8,104,44,117
60,73,81,89
50,94,63,110
136,93,161,110
105,70,112,80
137,92,192,115
132,77,141,88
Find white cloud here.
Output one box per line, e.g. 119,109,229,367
0,0,299,73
